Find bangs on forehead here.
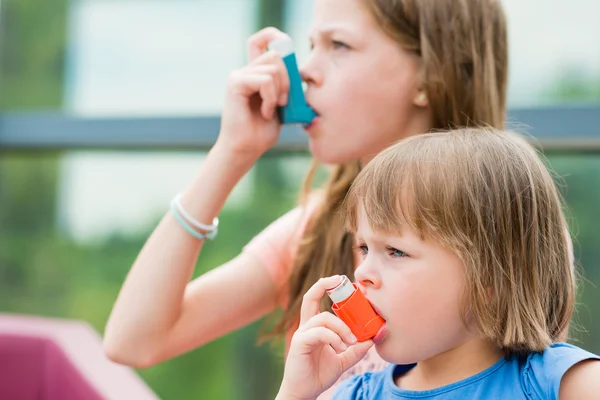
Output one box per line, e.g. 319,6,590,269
344,143,431,238
343,133,465,246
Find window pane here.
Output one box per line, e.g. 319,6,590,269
0,0,258,114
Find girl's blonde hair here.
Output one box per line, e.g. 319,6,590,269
343,128,575,354
265,0,508,339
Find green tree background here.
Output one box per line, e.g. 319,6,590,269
1,1,599,399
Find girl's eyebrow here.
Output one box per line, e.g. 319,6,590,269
354,231,390,246
374,230,423,248
308,24,357,40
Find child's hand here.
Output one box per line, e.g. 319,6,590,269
276,276,374,400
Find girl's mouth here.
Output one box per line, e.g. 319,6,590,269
373,323,388,344
304,116,320,130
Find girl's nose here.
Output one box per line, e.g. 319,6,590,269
299,53,323,87
354,259,382,290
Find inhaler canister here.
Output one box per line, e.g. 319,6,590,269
325,276,386,342
267,36,317,125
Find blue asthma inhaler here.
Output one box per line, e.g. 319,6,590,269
268,36,317,125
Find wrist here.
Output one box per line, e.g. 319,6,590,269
275,392,315,400
179,139,256,220
213,136,263,165
275,384,317,400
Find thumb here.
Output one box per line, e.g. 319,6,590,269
338,339,374,372
247,27,289,61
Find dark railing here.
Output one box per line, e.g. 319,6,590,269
1,105,599,152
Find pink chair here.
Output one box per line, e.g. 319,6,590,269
0,314,158,400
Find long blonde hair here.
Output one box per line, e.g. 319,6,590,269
344,128,575,355
266,0,508,339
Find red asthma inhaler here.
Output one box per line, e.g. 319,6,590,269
325,275,385,342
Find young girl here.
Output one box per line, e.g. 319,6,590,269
104,0,510,395
276,128,599,400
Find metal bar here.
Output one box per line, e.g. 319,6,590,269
1,105,599,152
0,112,308,152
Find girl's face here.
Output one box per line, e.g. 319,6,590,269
353,205,478,365
300,0,432,165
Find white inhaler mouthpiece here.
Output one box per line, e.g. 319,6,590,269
326,275,355,305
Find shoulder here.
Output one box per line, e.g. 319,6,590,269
522,342,600,399
242,191,325,291
244,190,322,251
559,357,600,400
264,190,324,235
331,366,391,400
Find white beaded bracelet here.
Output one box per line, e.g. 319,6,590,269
171,193,219,240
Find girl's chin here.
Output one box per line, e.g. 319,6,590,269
307,141,335,164
308,140,358,165
375,339,420,366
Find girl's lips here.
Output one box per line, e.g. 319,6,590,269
304,116,320,130
373,323,388,344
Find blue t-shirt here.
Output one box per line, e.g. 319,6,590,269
332,343,599,399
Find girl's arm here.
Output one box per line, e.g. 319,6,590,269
559,359,600,400
103,144,280,368
103,26,294,368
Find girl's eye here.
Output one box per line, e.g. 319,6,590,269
387,247,407,258
353,244,368,256
331,40,349,50
308,39,348,52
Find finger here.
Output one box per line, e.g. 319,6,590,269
250,58,289,106
227,72,278,120
299,275,344,326
228,72,270,98
247,64,279,75
247,27,289,61
257,75,278,119
274,56,290,106
297,312,357,346
295,326,348,355
338,340,375,371
249,50,281,67
245,64,287,105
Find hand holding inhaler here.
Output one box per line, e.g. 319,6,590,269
218,28,291,159
268,36,317,125
326,275,386,342
218,29,315,161
278,276,385,400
